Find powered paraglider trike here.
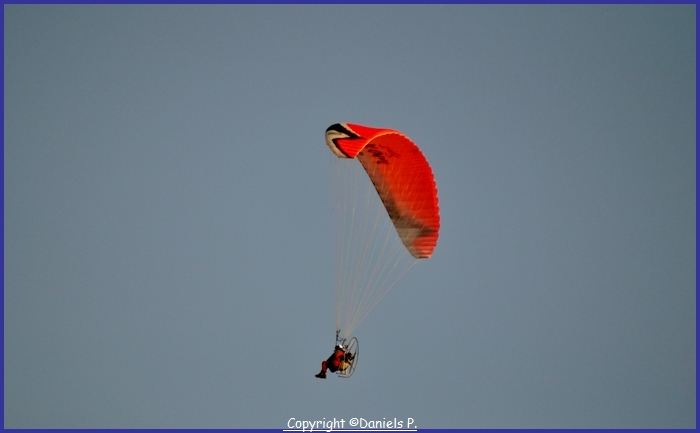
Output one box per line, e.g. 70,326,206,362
316,122,440,379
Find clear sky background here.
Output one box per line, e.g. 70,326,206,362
4,5,695,428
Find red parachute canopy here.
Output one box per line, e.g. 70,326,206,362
325,123,440,259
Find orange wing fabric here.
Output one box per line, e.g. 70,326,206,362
325,123,440,259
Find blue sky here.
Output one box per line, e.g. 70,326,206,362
4,5,695,428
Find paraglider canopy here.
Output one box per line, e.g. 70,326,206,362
325,123,440,259
325,122,441,341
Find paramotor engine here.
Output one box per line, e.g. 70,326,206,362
336,336,359,378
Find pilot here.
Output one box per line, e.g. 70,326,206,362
315,345,346,379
